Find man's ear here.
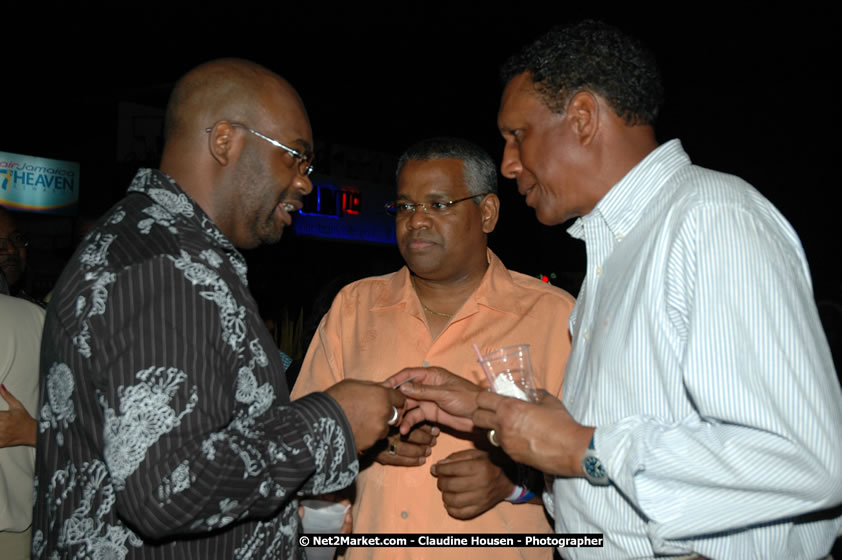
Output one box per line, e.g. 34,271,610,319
567,91,600,147
480,193,501,234
207,121,238,166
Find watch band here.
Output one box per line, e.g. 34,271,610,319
581,433,609,486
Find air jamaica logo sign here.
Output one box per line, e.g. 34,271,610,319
0,151,79,215
0,169,11,191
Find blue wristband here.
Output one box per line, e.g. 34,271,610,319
505,485,535,504
512,489,535,504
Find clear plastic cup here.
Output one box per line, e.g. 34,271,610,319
478,344,538,402
300,499,350,560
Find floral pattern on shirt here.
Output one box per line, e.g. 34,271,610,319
33,459,143,560
39,362,77,447
34,168,358,559
102,366,199,490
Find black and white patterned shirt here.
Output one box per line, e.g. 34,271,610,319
33,169,358,559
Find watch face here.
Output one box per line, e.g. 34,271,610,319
584,456,605,479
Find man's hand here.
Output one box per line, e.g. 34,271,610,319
0,384,36,448
431,448,515,520
325,379,406,452
473,390,593,477
388,367,482,434
375,424,440,467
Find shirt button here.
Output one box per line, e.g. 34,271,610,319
584,328,590,341
617,233,624,240
421,361,430,367
401,511,409,519
595,266,603,277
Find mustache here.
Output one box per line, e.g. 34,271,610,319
402,234,438,244
279,187,303,202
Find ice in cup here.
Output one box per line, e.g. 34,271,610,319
477,344,539,402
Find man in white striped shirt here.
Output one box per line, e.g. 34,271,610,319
398,19,842,560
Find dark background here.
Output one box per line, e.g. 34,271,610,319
4,6,841,554
4,6,840,310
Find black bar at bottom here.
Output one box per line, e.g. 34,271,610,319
298,533,604,548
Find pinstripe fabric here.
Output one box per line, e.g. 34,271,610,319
33,169,358,559
547,140,842,559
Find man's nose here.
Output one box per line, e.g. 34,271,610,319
291,173,313,197
500,142,522,179
406,205,432,229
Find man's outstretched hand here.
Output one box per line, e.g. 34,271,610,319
387,367,482,434
326,379,406,452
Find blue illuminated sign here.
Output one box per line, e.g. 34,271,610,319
294,181,395,244
1,151,79,215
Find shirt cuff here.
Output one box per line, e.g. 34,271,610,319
594,417,648,503
290,392,359,495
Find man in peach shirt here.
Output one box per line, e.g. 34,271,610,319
292,137,575,559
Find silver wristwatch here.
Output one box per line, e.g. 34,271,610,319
582,434,609,486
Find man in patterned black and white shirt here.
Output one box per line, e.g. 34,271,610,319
33,58,404,559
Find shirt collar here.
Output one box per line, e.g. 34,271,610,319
128,169,237,250
128,168,247,280
372,249,526,317
568,139,691,241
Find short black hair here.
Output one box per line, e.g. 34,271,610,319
396,137,497,198
501,20,663,125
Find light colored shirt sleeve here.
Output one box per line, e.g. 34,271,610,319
0,296,44,532
598,202,842,545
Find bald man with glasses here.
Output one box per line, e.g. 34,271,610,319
32,58,404,560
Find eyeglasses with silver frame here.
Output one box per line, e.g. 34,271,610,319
384,193,489,217
204,122,314,177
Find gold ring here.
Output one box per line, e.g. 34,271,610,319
488,429,500,447
388,441,397,455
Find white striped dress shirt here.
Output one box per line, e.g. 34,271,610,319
547,140,842,559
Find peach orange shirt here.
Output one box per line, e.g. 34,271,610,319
292,250,575,559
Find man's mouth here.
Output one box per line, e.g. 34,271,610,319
275,199,303,226
520,183,534,195
520,184,537,205
406,237,436,250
